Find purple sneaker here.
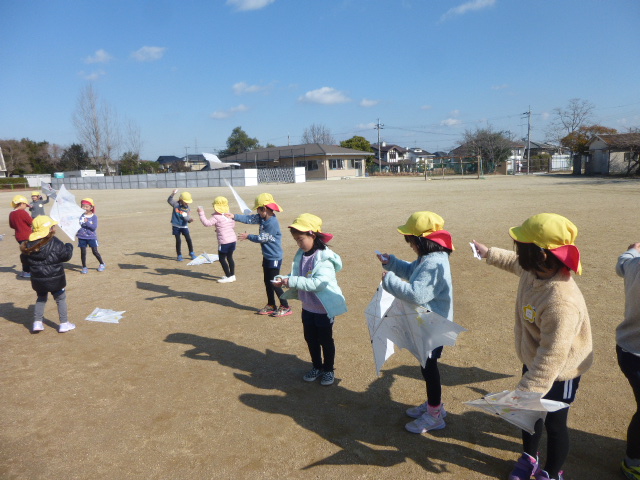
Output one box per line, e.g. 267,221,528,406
509,453,539,480
535,470,563,480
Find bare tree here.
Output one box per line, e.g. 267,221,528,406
301,123,335,144
124,118,143,157
546,98,595,143
73,84,121,174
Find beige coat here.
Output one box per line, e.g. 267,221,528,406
487,247,593,394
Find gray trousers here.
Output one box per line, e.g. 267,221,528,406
34,289,68,324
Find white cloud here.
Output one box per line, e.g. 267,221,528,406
85,49,113,64
233,82,271,95
79,70,106,81
440,0,495,22
441,118,462,126
357,122,376,129
210,104,249,119
131,46,167,62
491,84,509,90
421,105,433,111
298,87,351,105
226,0,275,11
360,98,379,107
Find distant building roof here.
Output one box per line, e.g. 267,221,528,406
156,155,182,165
371,143,407,154
592,133,640,149
219,143,373,163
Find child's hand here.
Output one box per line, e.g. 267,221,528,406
376,251,389,264
224,213,235,219
172,189,178,195
472,240,489,259
237,232,249,241
272,276,288,287
197,207,204,214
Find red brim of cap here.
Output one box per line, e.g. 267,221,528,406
549,244,581,274
317,232,333,243
425,230,454,250
265,203,281,212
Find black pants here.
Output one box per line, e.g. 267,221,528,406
420,346,443,406
80,246,104,267
302,309,335,371
617,344,640,459
262,259,288,307
174,229,193,256
219,251,235,277
17,239,30,273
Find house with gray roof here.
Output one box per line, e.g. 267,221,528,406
588,133,640,174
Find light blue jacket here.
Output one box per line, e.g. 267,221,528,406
382,251,453,321
280,248,348,319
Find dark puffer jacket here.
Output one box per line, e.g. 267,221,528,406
21,235,73,294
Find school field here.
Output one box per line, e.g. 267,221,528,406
0,174,637,480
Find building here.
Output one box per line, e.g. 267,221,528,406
220,143,371,180
587,133,640,174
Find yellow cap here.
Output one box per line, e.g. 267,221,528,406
31,191,41,197
29,215,58,241
11,195,29,208
81,198,95,207
254,193,282,212
509,213,582,274
397,211,445,237
212,196,229,214
179,192,193,204
289,213,334,242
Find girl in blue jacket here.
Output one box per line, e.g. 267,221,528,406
377,211,454,434
77,198,105,273
273,213,347,386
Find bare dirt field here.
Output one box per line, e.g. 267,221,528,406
1,174,637,480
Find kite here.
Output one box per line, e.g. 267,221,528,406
202,152,240,170
40,181,57,200
49,184,84,241
223,179,252,214
465,390,569,434
187,252,220,266
365,285,467,376
85,307,126,324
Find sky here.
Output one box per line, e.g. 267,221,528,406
2,0,640,160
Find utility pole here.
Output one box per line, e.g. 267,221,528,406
522,107,531,175
375,118,384,172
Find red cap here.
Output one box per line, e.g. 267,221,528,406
426,230,454,250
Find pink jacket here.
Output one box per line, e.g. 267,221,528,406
198,211,236,246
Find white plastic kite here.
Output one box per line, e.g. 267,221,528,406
49,184,84,241
40,181,57,200
223,179,252,214
187,252,220,266
202,152,240,170
465,390,569,434
365,285,467,376
85,307,126,324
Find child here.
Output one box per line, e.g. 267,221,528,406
77,198,106,273
197,196,237,283
29,190,50,218
273,213,347,386
20,216,74,333
376,211,454,434
168,189,196,262
8,195,33,278
473,213,593,480
615,242,640,480
225,193,291,317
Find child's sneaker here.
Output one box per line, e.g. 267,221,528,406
218,275,236,283
58,322,76,333
621,460,640,480
406,401,448,419
534,470,563,480
97,264,106,272
271,306,293,317
31,321,44,333
21,272,31,278
405,407,446,434
509,452,539,480
189,252,197,260
303,368,323,382
257,304,276,315
177,255,183,262
81,267,89,274
320,371,335,386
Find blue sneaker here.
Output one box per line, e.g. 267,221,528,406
621,460,640,480
177,255,183,262
81,267,89,274
97,264,106,272
189,252,197,260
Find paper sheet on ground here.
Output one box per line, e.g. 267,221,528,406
85,307,126,324
49,184,83,241
187,252,220,265
223,179,252,214
465,390,569,434
365,285,467,376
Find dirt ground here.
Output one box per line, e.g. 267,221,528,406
0,174,636,480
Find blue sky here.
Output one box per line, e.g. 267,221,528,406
2,0,639,160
